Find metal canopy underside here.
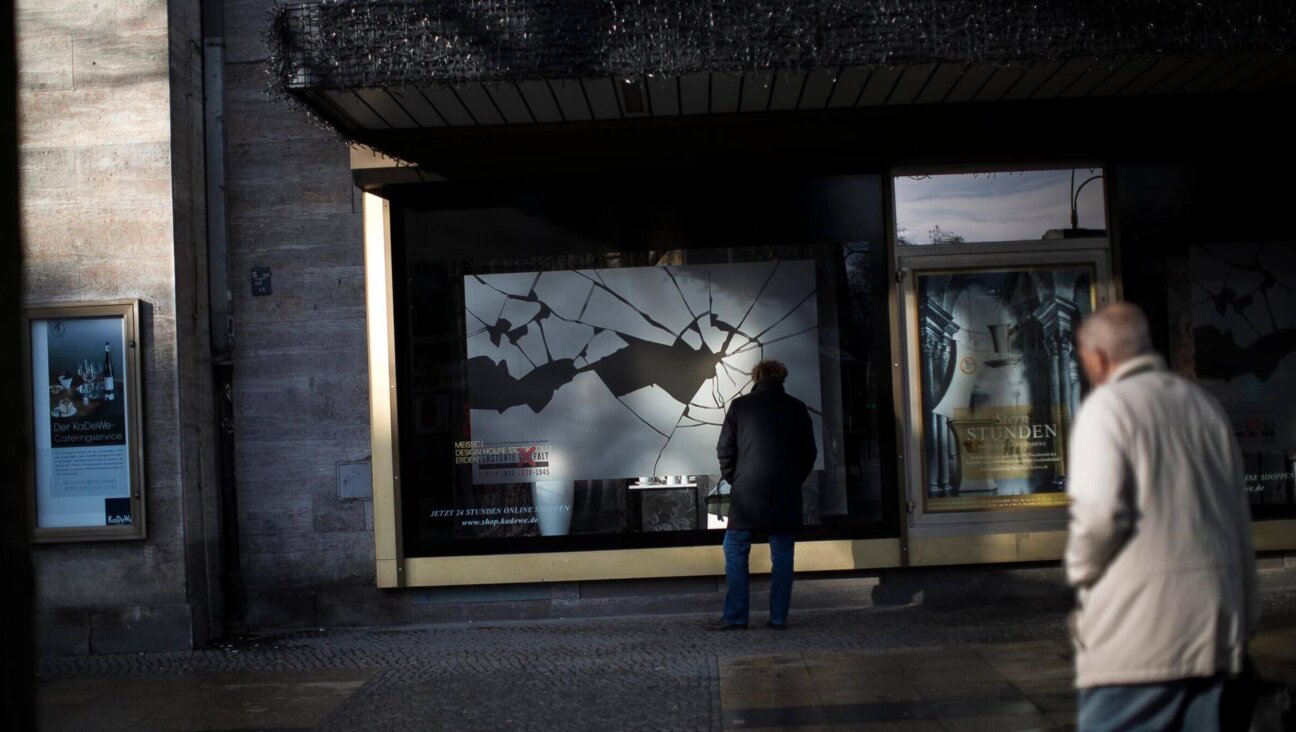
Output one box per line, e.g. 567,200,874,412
268,1,1296,141
299,55,1296,134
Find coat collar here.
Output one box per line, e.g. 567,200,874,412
752,379,785,394
1111,353,1167,383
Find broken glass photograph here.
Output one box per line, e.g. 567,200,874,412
463,260,824,485
1191,242,1296,511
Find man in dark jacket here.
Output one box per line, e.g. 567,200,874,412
706,360,817,630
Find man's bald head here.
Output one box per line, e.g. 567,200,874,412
1077,303,1154,362
1075,302,1154,386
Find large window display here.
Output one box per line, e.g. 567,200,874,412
1190,242,1296,514
390,177,896,557
892,165,1111,528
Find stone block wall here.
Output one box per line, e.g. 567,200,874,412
17,0,218,654
223,0,374,625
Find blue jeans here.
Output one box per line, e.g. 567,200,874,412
1078,675,1226,732
723,529,794,626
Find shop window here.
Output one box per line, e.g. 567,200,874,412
894,168,1106,245
389,176,897,557
1189,242,1296,513
891,166,1113,532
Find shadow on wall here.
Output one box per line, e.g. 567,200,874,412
5,0,36,725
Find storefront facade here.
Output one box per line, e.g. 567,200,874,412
272,1,1296,589
349,158,1296,590
17,0,1296,654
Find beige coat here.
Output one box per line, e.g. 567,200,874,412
1065,354,1259,688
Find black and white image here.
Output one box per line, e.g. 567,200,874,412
1191,243,1296,507
464,260,824,484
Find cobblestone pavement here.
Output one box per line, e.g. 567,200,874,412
36,588,1296,731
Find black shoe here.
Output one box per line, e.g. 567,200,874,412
766,621,787,630
702,619,748,631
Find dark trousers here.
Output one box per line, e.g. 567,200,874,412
722,529,794,626
1078,674,1226,732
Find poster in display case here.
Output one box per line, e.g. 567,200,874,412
903,257,1100,514
22,301,145,541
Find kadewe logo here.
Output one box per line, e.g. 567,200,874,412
104,497,132,525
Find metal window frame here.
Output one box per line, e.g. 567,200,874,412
895,245,1113,536
361,190,903,587
363,156,1296,584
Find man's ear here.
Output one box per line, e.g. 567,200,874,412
1093,349,1113,386
1079,346,1106,387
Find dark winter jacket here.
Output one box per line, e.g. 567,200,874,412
716,379,817,532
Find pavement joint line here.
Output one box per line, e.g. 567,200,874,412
723,698,1045,727
259,600,910,635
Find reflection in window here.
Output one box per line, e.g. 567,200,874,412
1190,242,1296,514
895,168,1106,245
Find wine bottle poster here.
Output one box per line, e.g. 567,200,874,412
29,315,133,528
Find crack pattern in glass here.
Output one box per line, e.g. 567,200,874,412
464,260,823,483
1192,244,1296,384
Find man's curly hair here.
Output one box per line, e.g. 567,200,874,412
751,360,789,383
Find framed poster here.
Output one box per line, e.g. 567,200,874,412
22,301,146,541
898,249,1109,525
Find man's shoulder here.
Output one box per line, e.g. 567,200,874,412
729,389,807,413
759,388,809,412
781,392,810,413
1089,369,1226,428
1106,369,1214,407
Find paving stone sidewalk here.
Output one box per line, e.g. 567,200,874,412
36,588,1296,731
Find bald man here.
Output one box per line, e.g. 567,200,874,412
1066,303,1259,731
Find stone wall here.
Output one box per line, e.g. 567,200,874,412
223,0,374,626
17,0,217,654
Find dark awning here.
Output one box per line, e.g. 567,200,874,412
270,0,1295,132
267,1,1296,175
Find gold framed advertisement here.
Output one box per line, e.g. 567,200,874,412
21,300,146,542
899,249,1109,522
